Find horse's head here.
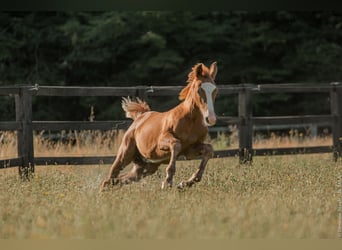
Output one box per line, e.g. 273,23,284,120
179,62,218,126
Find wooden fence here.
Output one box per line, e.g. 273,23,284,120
0,83,341,178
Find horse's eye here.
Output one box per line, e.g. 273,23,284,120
198,89,206,102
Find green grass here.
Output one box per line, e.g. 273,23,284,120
0,154,341,239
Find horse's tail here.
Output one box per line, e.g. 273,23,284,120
121,97,151,120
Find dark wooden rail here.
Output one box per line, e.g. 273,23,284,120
0,83,341,178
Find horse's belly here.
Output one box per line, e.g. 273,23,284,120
132,111,207,161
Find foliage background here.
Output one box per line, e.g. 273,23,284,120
0,11,341,121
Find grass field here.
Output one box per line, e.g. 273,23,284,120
0,131,341,238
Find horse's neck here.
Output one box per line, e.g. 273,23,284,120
179,99,203,120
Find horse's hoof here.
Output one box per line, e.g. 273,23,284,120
177,181,188,190
99,180,110,192
161,181,172,190
99,185,108,193
99,178,119,192
177,180,196,190
177,182,185,189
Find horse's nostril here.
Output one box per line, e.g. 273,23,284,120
205,115,216,126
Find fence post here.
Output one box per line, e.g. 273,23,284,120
238,84,253,163
330,82,342,161
15,87,34,178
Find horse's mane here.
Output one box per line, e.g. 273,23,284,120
185,65,198,86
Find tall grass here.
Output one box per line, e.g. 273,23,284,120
0,127,332,159
0,130,125,158
0,130,341,238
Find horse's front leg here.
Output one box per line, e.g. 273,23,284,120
158,133,181,189
100,131,136,191
177,143,213,189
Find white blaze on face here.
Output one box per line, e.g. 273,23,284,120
201,82,217,126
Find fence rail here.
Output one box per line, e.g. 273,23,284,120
0,83,341,178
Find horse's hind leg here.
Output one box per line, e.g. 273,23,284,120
118,162,160,184
100,132,136,191
177,143,213,189
117,164,143,184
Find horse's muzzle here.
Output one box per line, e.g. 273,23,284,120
205,114,217,126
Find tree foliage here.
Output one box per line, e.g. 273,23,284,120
0,11,341,120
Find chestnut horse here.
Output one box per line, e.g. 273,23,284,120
100,62,218,191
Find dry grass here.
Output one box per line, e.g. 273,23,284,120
210,125,332,150
0,127,332,159
0,130,341,239
0,130,125,158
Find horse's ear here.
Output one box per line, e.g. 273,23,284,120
195,63,204,78
209,61,218,80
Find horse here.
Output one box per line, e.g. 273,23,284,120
100,62,218,191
